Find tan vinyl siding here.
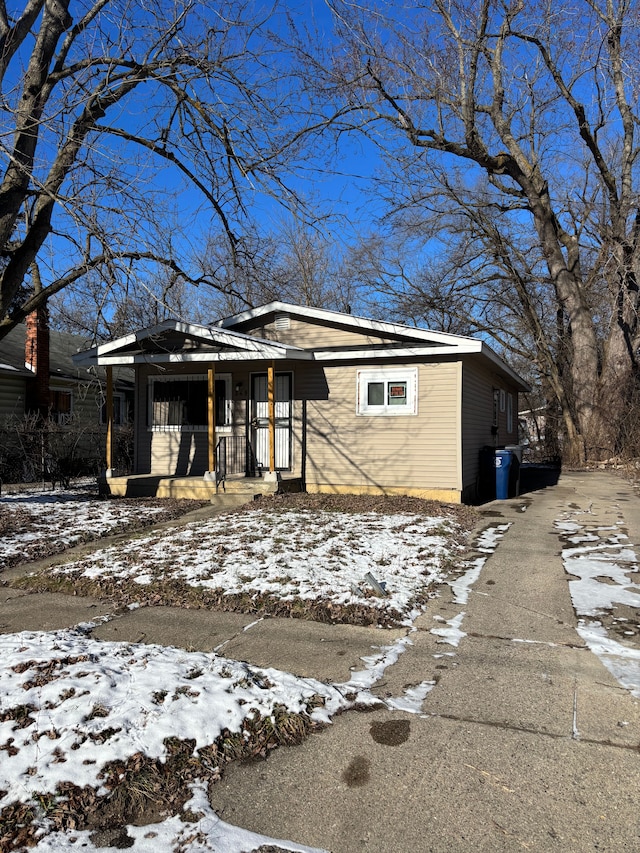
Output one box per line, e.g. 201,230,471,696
461,359,519,497
240,317,409,349
300,361,460,495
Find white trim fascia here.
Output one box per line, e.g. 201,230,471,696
312,343,483,361
80,349,313,366
73,320,307,365
478,343,531,392
219,300,477,347
313,341,529,391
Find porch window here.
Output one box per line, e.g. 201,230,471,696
356,368,417,416
149,374,232,431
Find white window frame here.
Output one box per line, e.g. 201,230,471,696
148,373,232,432
356,368,418,416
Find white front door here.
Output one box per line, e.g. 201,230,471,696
250,372,292,470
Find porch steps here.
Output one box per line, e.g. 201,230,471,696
100,474,302,503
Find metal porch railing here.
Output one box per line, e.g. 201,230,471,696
215,435,259,491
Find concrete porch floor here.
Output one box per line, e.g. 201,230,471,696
100,472,303,501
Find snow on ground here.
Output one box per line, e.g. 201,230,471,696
556,512,640,697
0,489,492,851
33,784,330,853
0,627,348,853
0,493,480,853
36,507,463,624
0,486,194,569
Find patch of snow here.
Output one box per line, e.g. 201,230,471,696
42,509,462,623
0,489,170,568
431,612,466,647
556,514,640,697
0,630,348,814
386,681,436,713
476,523,511,553
575,621,640,698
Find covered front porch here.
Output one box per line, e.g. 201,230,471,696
74,319,310,500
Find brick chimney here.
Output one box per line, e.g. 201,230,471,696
25,305,51,418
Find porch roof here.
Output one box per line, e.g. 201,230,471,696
72,319,312,367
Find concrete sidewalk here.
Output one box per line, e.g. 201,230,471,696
209,470,640,852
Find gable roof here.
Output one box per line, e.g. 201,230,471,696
219,301,474,347
73,319,312,366
220,301,530,391
72,304,529,392
0,323,115,383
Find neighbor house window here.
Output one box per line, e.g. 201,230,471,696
50,389,72,425
356,368,417,416
149,374,231,431
507,393,514,433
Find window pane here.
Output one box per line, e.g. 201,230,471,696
367,382,384,406
215,379,227,427
387,382,407,406
152,379,207,427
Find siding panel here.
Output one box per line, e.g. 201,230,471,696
461,358,520,498
241,317,410,349
302,361,460,495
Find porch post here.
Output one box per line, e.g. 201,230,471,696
208,365,216,474
105,366,114,475
268,361,276,473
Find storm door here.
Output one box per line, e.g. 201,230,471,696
250,372,292,470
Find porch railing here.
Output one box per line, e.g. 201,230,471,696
215,435,260,491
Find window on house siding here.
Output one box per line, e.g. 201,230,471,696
149,375,231,431
50,389,72,424
357,368,417,416
507,393,514,433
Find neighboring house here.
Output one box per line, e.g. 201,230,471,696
0,309,133,481
74,301,529,503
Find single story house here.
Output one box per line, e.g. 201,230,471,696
74,301,529,504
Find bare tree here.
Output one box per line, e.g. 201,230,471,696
312,0,640,462
197,218,360,317
0,0,330,340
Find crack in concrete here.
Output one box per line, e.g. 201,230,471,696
420,710,640,752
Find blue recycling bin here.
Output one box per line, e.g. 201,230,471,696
494,449,512,500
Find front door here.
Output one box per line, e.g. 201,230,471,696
250,372,292,471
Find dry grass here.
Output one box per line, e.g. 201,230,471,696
0,703,324,852
0,496,210,571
